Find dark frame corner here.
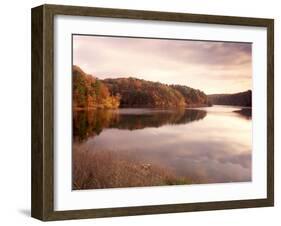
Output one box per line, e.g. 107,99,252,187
31,4,274,221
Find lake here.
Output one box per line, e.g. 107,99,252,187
73,105,252,189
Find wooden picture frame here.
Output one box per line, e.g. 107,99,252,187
31,4,274,221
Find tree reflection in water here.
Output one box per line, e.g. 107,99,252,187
73,108,207,142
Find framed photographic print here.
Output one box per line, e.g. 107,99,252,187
31,4,274,221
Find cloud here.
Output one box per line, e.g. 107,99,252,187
73,35,252,94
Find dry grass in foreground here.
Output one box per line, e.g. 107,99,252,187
73,147,191,190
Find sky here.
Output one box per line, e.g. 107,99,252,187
73,35,252,94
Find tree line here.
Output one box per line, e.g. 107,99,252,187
208,90,252,107
73,66,211,109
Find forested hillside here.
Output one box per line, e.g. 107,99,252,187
103,78,185,107
73,66,210,109
208,90,252,107
171,85,211,107
73,66,120,109
104,78,210,108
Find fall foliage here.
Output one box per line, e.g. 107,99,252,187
73,66,210,109
104,77,187,107
171,84,211,106
73,65,120,109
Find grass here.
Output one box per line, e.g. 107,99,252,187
73,147,191,190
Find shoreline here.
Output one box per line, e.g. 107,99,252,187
73,104,212,111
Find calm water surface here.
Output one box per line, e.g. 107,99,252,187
73,105,252,184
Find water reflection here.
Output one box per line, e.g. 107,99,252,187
233,108,252,120
73,106,252,186
73,108,207,141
